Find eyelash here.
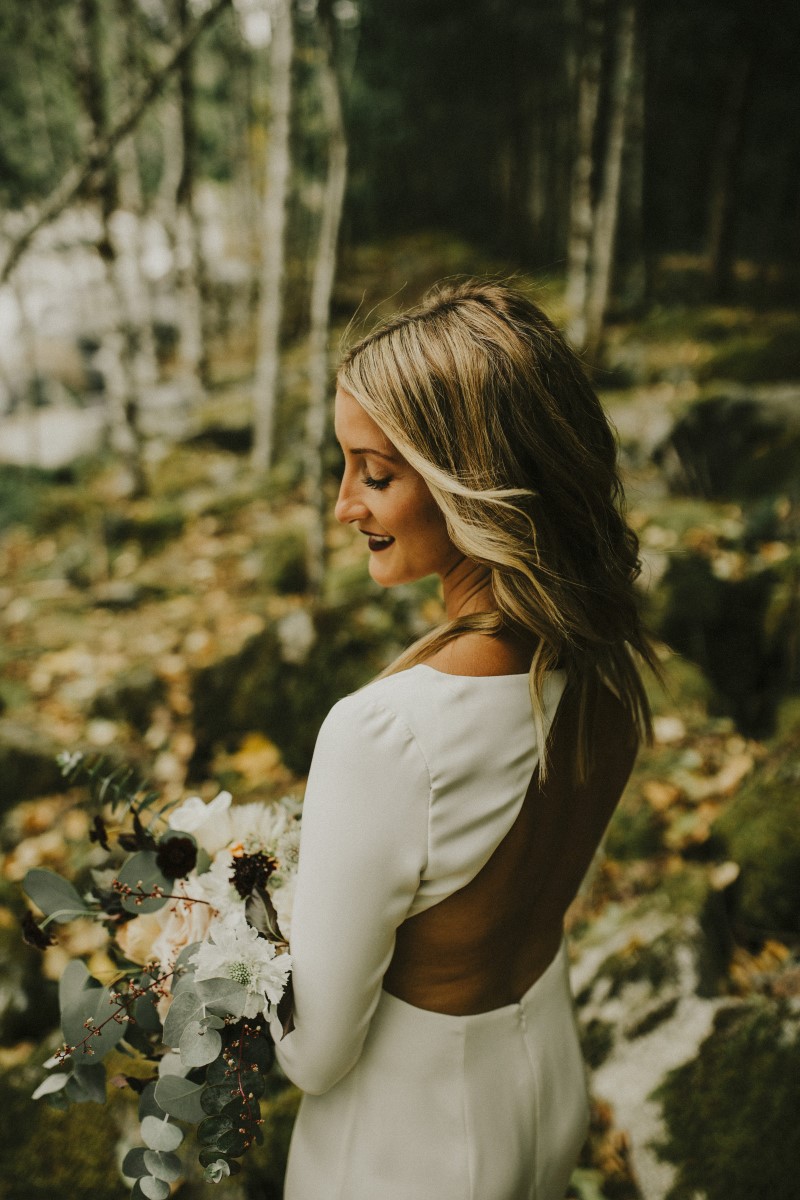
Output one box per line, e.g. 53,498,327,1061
362,474,392,491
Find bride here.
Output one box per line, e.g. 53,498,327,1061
271,280,654,1200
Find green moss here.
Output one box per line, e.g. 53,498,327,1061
697,324,800,383
595,933,679,999
654,1001,800,1200
605,799,664,862
0,1061,124,1199
101,503,185,553
580,1018,615,1069
713,763,800,939
260,529,309,595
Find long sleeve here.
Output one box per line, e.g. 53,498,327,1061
273,691,431,1095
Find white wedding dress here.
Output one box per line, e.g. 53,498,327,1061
273,664,590,1200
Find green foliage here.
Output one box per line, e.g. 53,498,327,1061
579,1018,615,1069
0,1060,122,1199
243,1084,302,1199
605,799,665,861
654,1001,800,1200
697,324,800,384
260,528,309,595
713,744,800,939
594,933,679,1000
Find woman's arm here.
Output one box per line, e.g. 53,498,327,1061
272,691,431,1095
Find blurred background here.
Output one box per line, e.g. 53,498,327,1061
1,0,799,1197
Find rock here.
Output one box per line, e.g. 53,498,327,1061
652,1000,800,1200
654,390,800,502
654,553,793,737
89,665,167,733
0,720,66,812
571,914,724,1200
713,737,800,941
189,598,415,778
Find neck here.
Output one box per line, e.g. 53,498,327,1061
440,555,495,620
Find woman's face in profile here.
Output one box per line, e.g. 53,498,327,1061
334,388,460,587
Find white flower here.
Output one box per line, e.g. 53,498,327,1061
204,1158,231,1183
191,912,292,1017
194,850,241,914
274,823,300,876
226,800,285,857
168,791,233,855
271,872,297,941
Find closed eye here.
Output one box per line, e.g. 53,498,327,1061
363,474,392,490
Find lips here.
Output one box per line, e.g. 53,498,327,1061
367,534,395,552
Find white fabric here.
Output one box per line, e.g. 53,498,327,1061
274,664,589,1200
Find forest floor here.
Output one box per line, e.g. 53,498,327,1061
1,238,799,1199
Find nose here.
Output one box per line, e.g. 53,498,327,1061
334,471,371,525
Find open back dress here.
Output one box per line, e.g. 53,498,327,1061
273,664,590,1200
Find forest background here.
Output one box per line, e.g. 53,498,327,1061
1,0,799,1198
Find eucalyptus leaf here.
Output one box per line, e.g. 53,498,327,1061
140,1175,170,1200
179,1019,222,1068
23,868,89,923
216,1129,249,1157
200,1084,235,1115
162,991,203,1048
143,1150,182,1183
122,1147,149,1179
31,1073,70,1100
205,1056,231,1086
139,1081,166,1121
72,1060,108,1103
140,1115,184,1152
196,977,250,1018
116,853,171,915
62,980,127,1059
154,1075,206,1124
197,1112,236,1144
58,958,90,1014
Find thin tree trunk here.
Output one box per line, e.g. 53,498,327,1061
304,4,348,594
172,0,211,393
583,0,637,361
706,45,756,301
0,0,230,285
618,26,646,310
251,0,294,473
564,0,605,350
75,0,147,493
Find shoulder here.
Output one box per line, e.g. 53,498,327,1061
423,631,534,677
313,673,433,778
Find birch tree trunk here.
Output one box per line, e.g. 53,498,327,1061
304,3,349,594
583,0,637,362
174,0,211,394
75,0,147,493
251,0,294,473
564,0,605,350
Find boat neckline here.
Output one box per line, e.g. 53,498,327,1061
412,663,564,682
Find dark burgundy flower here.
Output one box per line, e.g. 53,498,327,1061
230,851,279,899
22,911,55,950
89,815,111,851
155,834,197,880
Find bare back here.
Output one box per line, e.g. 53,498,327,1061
383,681,638,1014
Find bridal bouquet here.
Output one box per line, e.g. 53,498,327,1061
21,752,299,1195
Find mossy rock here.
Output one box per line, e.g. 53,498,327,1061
189,597,415,778
654,1000,800,1200
89,666,167,733
0,720,66,812
0,1059,123,1199
653,553,792,737
713,753,800,941
594,932,680,1001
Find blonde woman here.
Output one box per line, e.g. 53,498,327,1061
272,281,654,1200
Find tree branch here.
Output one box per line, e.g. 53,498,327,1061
0,0,231,285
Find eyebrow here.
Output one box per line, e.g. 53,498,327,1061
347,446,399,463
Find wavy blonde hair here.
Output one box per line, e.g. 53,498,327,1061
338,280,655,776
